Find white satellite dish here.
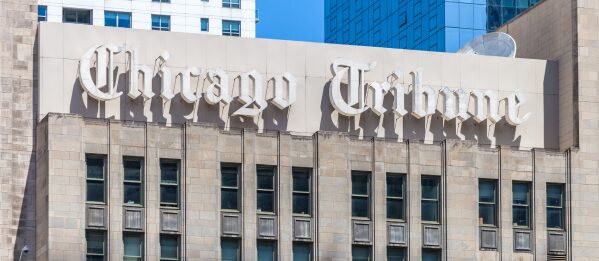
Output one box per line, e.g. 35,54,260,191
457,32,517,58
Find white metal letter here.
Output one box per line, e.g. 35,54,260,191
126,48,154,99
271,72,297,109
180,67,202,103
368,82,390,116
157,52,174,102
329,58,377,116
78,44,123,101
505,91,531,126
205,69,233,105
410,69,436,119
471,90,501,123
232,70,268,117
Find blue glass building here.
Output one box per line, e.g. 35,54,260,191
325,0,541,52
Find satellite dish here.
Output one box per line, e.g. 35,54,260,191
457,32,517,58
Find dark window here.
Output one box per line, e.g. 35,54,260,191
160,235,179,260
223,0,241,8
512,182,531,228
257,166,276,213
86,155,106,203
152,15,170,31
387,247,406,261
221,238,241,261
124,158,143,205
86,230,106,261
422,248,441,261
201,18,209,32
63,8,92,24
105,11,131,28
160,160,179,207
293,243,312,261
387,174,405,220
293,168,311,215
222,20,241,36
221,164,241,210
123,233,143,260
421,176,440,222
479,180,497,226
547,183,565,229
257,240,276,261
352,245,371,261
38,5,47,22
352,171,371,218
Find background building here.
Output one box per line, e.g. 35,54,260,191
37,0,258,37
325,0,541,52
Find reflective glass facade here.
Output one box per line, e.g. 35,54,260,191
325,0,540,52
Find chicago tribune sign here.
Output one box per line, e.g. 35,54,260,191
79,44,530,126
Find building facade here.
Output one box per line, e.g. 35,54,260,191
2,0,599,260
37,0,257,37
324,0,541,52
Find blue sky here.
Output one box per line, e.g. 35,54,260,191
256,0,324,42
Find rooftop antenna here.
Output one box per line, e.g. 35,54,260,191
458,32,517,58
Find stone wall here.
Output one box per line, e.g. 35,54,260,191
0,0,37,260
37,113,571,260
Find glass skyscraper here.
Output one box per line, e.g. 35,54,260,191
325,0,541,52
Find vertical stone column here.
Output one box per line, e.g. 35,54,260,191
316,132,351,260
242,130,257,260
145,124,160,260
0,0,36,260
185,124,220,260
373,138,387,259
445,140,478,260
108,121,124,260
45,115,86,260
278,133,293,261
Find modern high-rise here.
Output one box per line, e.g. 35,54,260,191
325,0,541,52
37,0,258,37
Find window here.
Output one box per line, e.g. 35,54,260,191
221,164,241,211
105,11,131,28
124,158,143,205
479,180,497,226
86,155,106,203
257,240,276,261
293,168,311,215
160,235,179,260
257,166,276,213
512,182,531,228
153,0,171,2
223,0,241,8
222,20,241,36
38,5,47,22
63,8,92,24
352,171,371,218
547,183,565,229
201,18,209,32
86,230,106,261
422,248,441,261
387,174,405,220
221,238,241,261
387,247,406,261
421,176,440,223
160,160,179,207
123,233,143,261
352,245,371,261
152,15,170,31
293,243,311,261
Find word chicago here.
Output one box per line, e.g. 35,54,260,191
79,44,530,125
